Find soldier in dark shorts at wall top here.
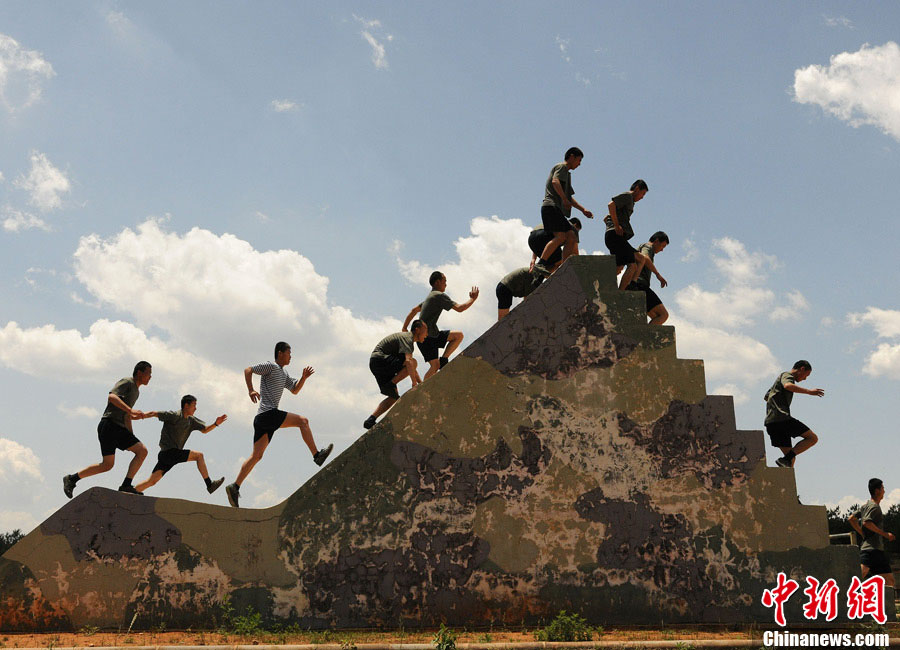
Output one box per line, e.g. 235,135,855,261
496,267,544,320
604,179,653,290
528,218,582,273
402,271,479,380
625,231,669,325
363,320,428,430
62,361,153,498
849,478,896,587
225,342,333,508
534,147,593,276
763,360,824,468
134,394,227,495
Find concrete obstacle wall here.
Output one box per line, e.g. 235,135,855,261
0,256,879,630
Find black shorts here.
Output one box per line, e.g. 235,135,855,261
97,419,140,457
626,283,662,312
765,417,810,448
417,329,451,362
152,448,191,475
540,205,573,234
605,230,637,266
370,355,406,399
860,549,892,575
496,282,514,310
528,229,562,265
253,409,287,442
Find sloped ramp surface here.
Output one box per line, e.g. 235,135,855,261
0,256,876,629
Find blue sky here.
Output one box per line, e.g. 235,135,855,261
1,2,899,531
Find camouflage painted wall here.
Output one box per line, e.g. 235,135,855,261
0,256,886,630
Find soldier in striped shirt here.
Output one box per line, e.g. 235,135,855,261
225,342,333,508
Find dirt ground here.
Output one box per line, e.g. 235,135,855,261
0,625,896,648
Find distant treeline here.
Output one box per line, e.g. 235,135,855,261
0,529,24,556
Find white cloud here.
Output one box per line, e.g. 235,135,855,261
61,219,401,422
858,342,900,380
848,307,900,379
253,486,280,508
353,15,392,70
668,317,779,389
793,42,900,141
2,207,49,233
674,237,801,330
675,283,774,329
848,307,900,339
820,316,835,328
14,151,71,211
253,210,271,223
270,99,302,113
0,438,41,483
681,237,699,262
0,510,38,533
823,15,853,29
57,404,100,419
0,318,248,416
395,216,533,334
0,33,55,113
827,488,900,513
769,290,810,322
710,383,748,405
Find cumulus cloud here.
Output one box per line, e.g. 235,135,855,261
794,42,900,141
681,237,699,263
0,438,41,483
0,318,247,413
395,216,533,334
669,317,778,391
769,290,810,322
2,207,49,232
270,99,301,113
353,15,392,70
674,237,804,330
848,307,900,338
64,219,401,422
0,510,38,534
0,33,55,113
848,307,900,379
14,151,71,211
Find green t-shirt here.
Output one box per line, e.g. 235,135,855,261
858,500,884,552
542,162,574,216
633,243,655,289
501,267,541,298
764,371,796,425
371,332,415,360
419,290,455,338
101,377,139,427
604,192,636,240
156,410,207,451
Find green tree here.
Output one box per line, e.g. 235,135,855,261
0,529,24,555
